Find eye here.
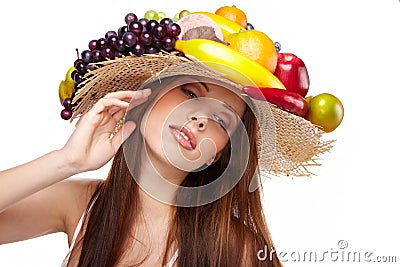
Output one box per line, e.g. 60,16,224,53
212,114,226,128
181,87,198,99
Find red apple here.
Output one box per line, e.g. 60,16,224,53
274,53,310,97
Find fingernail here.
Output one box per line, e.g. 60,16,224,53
141,88,151,95
134,88,151,98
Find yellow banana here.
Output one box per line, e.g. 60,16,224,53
174,39,286,89
192,11,243,40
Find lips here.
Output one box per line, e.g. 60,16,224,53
169,125,197,150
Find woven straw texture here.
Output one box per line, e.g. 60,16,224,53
72,54,334,178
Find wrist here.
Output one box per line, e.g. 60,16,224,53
55,148,83,177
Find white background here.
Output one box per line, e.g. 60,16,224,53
0,0,399,266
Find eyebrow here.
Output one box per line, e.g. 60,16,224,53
198,82,210,92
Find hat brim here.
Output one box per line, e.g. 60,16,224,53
72,54,334,178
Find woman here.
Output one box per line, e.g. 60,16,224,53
0,68,278,266
0,38,332,267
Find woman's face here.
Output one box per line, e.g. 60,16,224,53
141,78,246,173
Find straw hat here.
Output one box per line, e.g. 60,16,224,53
69,53,334,178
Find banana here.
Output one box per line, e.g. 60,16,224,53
175,39,286,89
192,11,243,40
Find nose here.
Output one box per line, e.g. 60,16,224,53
190,115,208,131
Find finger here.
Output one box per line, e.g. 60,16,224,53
112,109,125,122
103,90,136,100
128,95,150,110
103,89,150,102
91,98,130,115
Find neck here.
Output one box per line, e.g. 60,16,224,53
136,145,187,220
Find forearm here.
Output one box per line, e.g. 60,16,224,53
0,149,79,213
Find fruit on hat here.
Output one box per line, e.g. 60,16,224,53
274,53,310,97
58,80,73,104
65,66,76,87
192,11,243,40
176,13,224,41
144,10,159,21
306,93,344,132
225,30,278,73
58,11,184,119
242,86,308,117
215,5,247,29
58,66,75,104
174,38,285,89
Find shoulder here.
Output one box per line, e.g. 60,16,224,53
59,178,103,242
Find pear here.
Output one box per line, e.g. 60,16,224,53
65,66,76,88
58,80,74,104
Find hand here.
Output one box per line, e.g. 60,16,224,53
62,89,151,173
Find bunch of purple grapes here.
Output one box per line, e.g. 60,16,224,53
62,12,181,120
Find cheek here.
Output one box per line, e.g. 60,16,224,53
210,128,230,154
141,96,175,134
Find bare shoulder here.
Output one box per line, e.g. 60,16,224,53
60,178,103,242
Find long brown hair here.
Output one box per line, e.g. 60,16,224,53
72,77,282,267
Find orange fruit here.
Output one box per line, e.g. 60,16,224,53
215,5,247,29
225,30,278,73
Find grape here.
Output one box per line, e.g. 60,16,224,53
101,46,115,59
114,51,123,58
91,50,103,62
144,10,159,21
85,64,96,72
146,19,159,31
160,17,173,26
246,23,254,30
173,13,180,22
139,18,148,28
96,38,107,50
131,43,145,56
107,35,118,47
88,39,97,50
162,36,175,51
74,59,83,68
73,72,84,83
274,42,281,52
122,31,137,47
145,46,159,54
166,23,181,37
75,60,86,74
152,24,166,39
81,50,93,64
61,109,73,120
105,30,117,39
62,98,73,109
152,37,162,48
114,38,126,52
128,21,143,36
125,13,138,24
178,10,190,19
158,12,166,21
70,70,77,81
118,26,128,38
139,32,153,46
